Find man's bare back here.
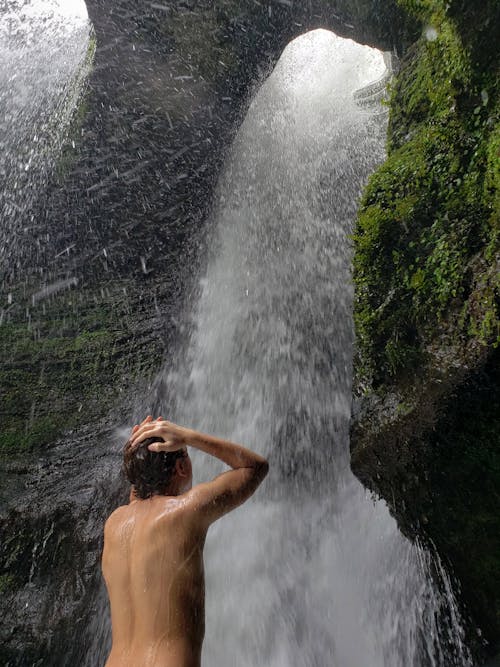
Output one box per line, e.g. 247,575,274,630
102,417,268,667
102,495,206,667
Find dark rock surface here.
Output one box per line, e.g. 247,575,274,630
1,0,416,461
351,0,500,653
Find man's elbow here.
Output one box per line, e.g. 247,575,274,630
255,459,269,482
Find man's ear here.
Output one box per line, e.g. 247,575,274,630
176,457,188,478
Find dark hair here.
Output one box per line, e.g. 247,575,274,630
123,437,186,500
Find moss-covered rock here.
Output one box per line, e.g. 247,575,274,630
354,0,499,383
351,0,500,648
0,283,164,461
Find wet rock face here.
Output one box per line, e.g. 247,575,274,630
0,507,99,665
351,0,500,650
351,350,500,646
0,428,128,666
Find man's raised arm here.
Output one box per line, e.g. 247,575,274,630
183,425,269,524
130,418,269,524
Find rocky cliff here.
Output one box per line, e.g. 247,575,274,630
351,0,500,652
0,1,415,663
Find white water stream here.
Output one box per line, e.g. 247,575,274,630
0,0,91,274
160,30,473,667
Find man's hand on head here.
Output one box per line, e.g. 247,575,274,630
125,415,154,455
129,416,190,454
132,415,154,433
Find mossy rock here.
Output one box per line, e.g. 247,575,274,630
0,284,163,461
352,0,500,647
354,0,499,383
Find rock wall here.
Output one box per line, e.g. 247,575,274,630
351,0,500,651
1,0,415,465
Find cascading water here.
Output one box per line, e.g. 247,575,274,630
0,0,92,276
157,30,473,667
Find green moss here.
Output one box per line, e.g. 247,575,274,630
160,3,241,83
0,573,15,594
353,1,499,383
0,285,162,460
486,116,500,216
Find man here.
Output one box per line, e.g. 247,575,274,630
101,415,269,667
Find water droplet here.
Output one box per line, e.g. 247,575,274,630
424,26,438,42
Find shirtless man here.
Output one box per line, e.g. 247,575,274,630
101,415,269,667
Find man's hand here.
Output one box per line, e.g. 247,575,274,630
129,416,190,453
127,416,268,524
124,415,154,456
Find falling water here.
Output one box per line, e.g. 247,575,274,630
158,30,473,667
0,0,92,273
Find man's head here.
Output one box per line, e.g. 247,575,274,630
123,436,192,500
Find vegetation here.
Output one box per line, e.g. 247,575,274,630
0,573,15,594
353,0,499,384
0,285,162,459
351,0,500,643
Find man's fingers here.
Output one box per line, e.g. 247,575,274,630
136,422,157,434
147,442,170,452
131,431,157,447
127,417,174,450
130,416,152,435
136,415,152,428
147,439,174,453
130,423,163,447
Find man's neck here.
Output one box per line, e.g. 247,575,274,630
129,486,179,503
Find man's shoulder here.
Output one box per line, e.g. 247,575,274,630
104,493,204,529
104,504,129,532
152,493,202,525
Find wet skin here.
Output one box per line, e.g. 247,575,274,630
102,493,206,667
102,417,269,667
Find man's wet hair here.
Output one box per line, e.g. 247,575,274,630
123,437,186,500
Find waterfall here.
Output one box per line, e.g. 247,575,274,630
158,30,473,667
0,0,91,277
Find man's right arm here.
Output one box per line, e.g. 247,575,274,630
130,418,269,525
184,427,269,525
